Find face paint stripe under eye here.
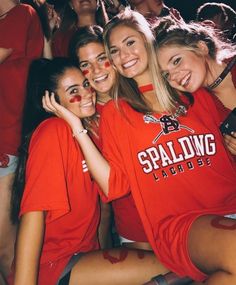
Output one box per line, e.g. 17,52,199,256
69,95,82,103
82,70,89,76
104,61,111,68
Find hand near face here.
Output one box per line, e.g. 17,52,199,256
0,47,13,63
42,91,84,132
224,132,236,155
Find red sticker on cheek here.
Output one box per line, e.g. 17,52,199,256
69,95,81,103
104,61,111,68
82,70,89,76
90,87,95,93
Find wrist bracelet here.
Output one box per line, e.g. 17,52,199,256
72,128,88,137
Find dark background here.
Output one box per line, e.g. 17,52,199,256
164,0,236,22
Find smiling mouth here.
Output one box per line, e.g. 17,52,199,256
180,73,191,87
122,59,138,69
80,100,94,108
94,74,108,83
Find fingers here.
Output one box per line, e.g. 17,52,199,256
224,133,236,155
42,91,59,114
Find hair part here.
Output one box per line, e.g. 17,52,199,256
69,25,104,62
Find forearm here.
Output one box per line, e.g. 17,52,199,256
73,129,110,196
14,212,45,285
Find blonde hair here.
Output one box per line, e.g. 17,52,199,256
103,8,176,114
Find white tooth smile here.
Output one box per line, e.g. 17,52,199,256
181,74,191,86
81,101,93,107
123,59,137,69
94,74,108,83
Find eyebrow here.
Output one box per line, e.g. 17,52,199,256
65,84,79,92
79,52,106,65
96,52,106,58
168,54,179,65
110,35,135,49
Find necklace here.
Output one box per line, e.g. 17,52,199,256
207,56,236,90
138,83,154,93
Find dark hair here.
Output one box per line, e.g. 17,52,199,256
196,2,236,42
56,0,108,33
196,2,236,23
22,0,52,40
69,25,104,62
11,57,79,224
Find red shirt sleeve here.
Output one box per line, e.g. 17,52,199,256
99,102,131,202
20,119,72,223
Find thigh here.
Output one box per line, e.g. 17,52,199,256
188,214,236,275
69,247,169,285
0,173,16,239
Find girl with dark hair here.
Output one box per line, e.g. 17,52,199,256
11,57,168,285
43,8,236,285
154,17,236,156
52,0,108,57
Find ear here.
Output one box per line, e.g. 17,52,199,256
196,40,209,55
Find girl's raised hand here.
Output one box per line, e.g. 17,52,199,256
42,91,83,131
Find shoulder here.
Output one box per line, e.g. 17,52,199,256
16,4,37,16
31,118,72,144
102,99,132,118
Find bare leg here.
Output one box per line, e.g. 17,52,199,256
69,247,169,285
188,215,236,285
0,173,17,279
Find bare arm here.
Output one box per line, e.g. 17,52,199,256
42,92,110,196
14,211,45,285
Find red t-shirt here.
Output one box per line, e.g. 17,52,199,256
52,28,76,57
99,88,236,281
96,102,148,242
0,4,44,155
18,118,100,285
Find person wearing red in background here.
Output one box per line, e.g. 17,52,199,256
69,25,152,250
0,1,43,283
52,0,108,57
43,9,236,285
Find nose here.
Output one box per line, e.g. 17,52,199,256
120,47,130,61
91,61,102,74
79,86,93,99
168,70,181,83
